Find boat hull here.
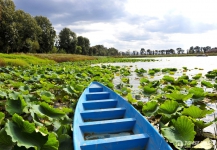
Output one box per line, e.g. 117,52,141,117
73,81,172,150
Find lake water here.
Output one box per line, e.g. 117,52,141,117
103,56,217,139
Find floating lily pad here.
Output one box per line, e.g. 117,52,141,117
166,91,193,101
201,80,214,88
182,105,214,119
189,87,206,99
142,101,158,117
158,100,182,118
161,116,196,149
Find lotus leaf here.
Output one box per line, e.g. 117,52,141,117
41,132,59,150
148,70,155,75
33,102,66,119
214,84,217,89
5,114,48,149
58,134,73,150
140,78,149,85
192,119,213,130
126,93,137,104
0,112,4,125
161,116,196,149
162,75,175,83
121,77,129,84
192,73,202,80
158,100,182,118
190,80,197,86
182,105,214,118
8,91,20,100
6,96,27,115
143,86,157,94
201,80,214,88
189,87,205,99
142,100,158,117
166,91,193,101
0,128,14,150
0,90,7,99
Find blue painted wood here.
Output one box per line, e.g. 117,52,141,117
80,134,149,150
82,99,117,110
81,107,126,121
73,81,173,150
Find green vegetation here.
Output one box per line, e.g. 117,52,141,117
0,55,217,149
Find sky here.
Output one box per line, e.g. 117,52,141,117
13,0,217,52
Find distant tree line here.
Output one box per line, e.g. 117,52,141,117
0,0,119,56
123,46,217,56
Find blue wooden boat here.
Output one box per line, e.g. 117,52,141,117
73,81,172,150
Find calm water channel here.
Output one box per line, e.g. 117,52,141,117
104,56,217,137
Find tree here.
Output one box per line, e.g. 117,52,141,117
194,46,200,53
176,48,184,54
77,36,90,55
34,16,56,53
13,10,42,53
0,0,16,53
108,47,118,56
140,48,145,55
189,46,194,54
59,28,77,53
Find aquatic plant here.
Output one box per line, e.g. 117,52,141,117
161,116,196,149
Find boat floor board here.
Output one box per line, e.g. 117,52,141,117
86,92,110,100
80,134,149,150
81,108,126,122
80,118,136,135
82,99,118,110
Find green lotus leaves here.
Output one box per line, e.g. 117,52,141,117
158,100,182,118
37,90,55,102
140,78,149,85
162,75,175,83
0,112,5,125
126,93,137,104
142,100,158,117
41,132,59,150
63,85,75,95
5,114,48,149
143,86,157,94
0,90,7,99
32,102,66,119
189,87,206,99
121,77,129,84
201,80,214,88
0,128,14,150
8,91,20,100
190,80,197,86
5,96,27,115
165,91,193,101
192,73,202,80
182,105,214,118
193,119,213,130
58,134,73,150
161,116,196,149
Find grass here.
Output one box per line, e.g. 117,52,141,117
31,54,97,63
0,53,56,66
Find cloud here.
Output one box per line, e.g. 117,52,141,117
144,14,217,34
14,0,126,25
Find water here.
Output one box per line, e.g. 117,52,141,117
103,56,217,140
